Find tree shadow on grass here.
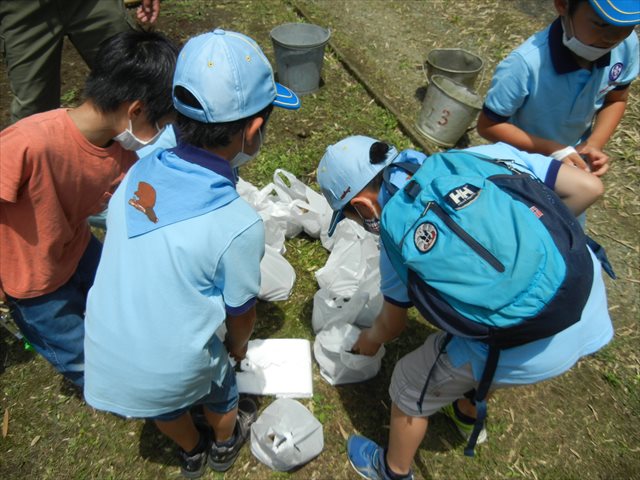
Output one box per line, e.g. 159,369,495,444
138,420,178,467
299,297,317,338
254,301,286,338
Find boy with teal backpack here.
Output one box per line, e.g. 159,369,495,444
317,137,612,480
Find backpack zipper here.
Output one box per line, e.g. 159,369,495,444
428,203,505,272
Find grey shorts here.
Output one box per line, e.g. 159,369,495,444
389,332,507,417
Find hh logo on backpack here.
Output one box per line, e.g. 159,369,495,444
380,150,603,456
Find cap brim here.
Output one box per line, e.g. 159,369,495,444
327,209,345,237
590,0,640,25
273,83,301,110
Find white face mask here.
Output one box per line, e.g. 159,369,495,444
230,128,263,169
561,17,615,62
113,119,163,151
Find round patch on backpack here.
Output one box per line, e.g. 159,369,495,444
414,222,438,253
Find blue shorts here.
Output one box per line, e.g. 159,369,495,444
150,363,239,421
8,235,103,387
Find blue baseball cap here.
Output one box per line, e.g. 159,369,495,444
317,135,399,236
589,0,640,26
173,29,300,123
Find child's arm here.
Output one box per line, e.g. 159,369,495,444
576,87,630,177
477,112,590,171
225,305,256,362
351,300,408,356
554,163,604,216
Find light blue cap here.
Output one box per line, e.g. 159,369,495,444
173,29,300,123
589,0,640,26
317,135,399,236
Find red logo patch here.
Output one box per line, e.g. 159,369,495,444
530,206,543,219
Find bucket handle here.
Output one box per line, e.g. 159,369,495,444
421,62,430,84
478,66,486,90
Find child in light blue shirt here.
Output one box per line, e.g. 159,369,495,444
478,0,639,177
84,30,300,478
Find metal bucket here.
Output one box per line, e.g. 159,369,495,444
425,48,484,89
270,23,331,95
415,75,483,147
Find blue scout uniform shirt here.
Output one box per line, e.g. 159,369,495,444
378,143,612,384
84,145,264,418
483,18,639,145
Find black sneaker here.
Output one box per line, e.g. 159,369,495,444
208,397,258,472
178,428,211,479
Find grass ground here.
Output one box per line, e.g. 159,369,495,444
1,1,638,479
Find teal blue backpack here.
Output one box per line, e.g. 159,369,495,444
380,150,606,455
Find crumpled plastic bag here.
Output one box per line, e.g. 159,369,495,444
259,245,296,302
313,230,382,331
315,235,379,296
311,289,370,333
313,323,385,385
251,398,324,471
272,169,333,239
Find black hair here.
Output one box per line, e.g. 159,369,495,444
174,86,273,149
84,31,179,124
567,0,587,16
369,141,390,164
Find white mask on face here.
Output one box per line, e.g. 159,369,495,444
561,17,615,62
113,119,163,151
230,127,263,169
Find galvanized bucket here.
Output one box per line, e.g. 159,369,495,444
270,23,331,95
415,75,483,147
425,48,484,89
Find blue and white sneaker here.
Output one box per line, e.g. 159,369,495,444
347,435,413,480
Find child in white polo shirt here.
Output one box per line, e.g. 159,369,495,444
477,0,639,176
83,30,300,478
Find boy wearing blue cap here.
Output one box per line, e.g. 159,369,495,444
477,0,639,176
317,137,611,480
83,30,299,478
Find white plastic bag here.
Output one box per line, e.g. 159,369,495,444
258,182,304,239
273,169,332,238
313,323,385,385
313,232,382,329
259,245,296,301
315,235,378,296
251,398,324,471
320,216,367,251
311,289,370,333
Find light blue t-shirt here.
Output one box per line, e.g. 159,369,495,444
84,146,264,418
379,143,612,384
483,18,639,145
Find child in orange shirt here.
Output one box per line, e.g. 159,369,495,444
0,30,178,387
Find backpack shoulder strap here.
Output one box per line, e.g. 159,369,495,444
382,161,421,196
465,345,500,457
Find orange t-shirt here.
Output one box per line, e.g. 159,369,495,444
0,109,136,299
